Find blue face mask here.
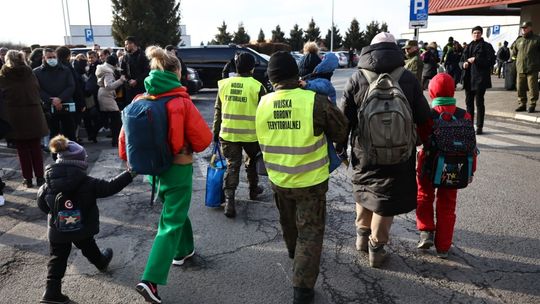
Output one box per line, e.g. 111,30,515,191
46,58,58,67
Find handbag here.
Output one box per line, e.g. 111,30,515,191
205,142,226,208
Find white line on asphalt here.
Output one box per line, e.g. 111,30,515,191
483,127,540,145
476,136,518,148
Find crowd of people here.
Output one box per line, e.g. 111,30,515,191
0,21,538,304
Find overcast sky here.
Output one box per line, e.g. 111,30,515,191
0,0,497,46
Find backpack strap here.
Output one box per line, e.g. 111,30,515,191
389,67,405,83
359,69,379,84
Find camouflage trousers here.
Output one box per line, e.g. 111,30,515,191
271,180,328,288
221,140,260,199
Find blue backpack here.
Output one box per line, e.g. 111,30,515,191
121,95,176,203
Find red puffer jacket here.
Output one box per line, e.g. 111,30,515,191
118,86,212,161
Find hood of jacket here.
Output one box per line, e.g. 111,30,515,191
44,162,87,193
95,62,115,79
358,42,405,73
0,64,33,80
314,53,339,74
144,70,182,95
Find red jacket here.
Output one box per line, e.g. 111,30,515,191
417,104,477,174
119,87,212,160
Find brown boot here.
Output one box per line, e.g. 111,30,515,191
224,197,236,218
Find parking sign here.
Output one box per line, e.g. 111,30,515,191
492,25,501,35
85,28,94,43
409,0,429,29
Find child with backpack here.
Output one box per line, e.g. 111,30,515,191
416,73,478,259
300,52,342,172
37,135,135,304
119,46,212,304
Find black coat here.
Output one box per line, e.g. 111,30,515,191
339,42,431,216
120,48,150,95
33,63,75,109
422,48,439,79
37,162,132,243
460,38,496,91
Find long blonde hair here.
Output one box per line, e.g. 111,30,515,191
145,45,181,73
4,50,27,68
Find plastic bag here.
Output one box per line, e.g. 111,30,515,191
205,142,226,207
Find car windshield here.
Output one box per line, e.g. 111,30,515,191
246,47,270,61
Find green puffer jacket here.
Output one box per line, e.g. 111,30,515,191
511,33,540,73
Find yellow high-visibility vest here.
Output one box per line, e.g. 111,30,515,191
218,76,263,142
256,88,329,188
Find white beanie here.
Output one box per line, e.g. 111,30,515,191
370,32,396,45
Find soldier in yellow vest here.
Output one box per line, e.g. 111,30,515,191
256,52,348,304
213,53,266,218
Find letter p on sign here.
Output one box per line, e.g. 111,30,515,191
414,0,425,13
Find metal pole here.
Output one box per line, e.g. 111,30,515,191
87,0,94,43
66,0,72,45
414,28,419,41
61,0,68,44
330,0,334,51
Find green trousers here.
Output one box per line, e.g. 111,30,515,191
517,72,539,107
142,164,194,285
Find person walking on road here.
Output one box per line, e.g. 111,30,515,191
421,42,440,90
460,26,496,135
415,73,477,259
119,46,212,304
96,55,126,147
403,40,423,83
33,48,76,141
298,41,322,79
496,41,510,79
37,135,134,304
0,50,49,188
338,32,431,268
213,52,266,218
512,21,540,113
256,51,348,304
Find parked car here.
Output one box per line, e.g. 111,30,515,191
176,45,272,91
291,52,303,66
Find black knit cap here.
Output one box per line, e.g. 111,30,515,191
235,53,255,74
106,55,118,66
267,51,299,84
472,26,483,33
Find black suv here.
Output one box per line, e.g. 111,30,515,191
176,45,272,91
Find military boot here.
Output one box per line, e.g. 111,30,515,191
224,195,236,218
293,287,314,304
40,279,70,304
249,185,263,200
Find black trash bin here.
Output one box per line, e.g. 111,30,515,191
504,61,516,91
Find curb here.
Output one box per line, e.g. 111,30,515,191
486,110,540,124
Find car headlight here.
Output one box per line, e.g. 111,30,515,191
187,73,196,80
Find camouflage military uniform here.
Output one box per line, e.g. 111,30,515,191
267,80,349,289
220,141,260,198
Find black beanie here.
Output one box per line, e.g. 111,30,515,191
472,26,483,33
267,51,299,84
235,53,255,74
106,55,118,66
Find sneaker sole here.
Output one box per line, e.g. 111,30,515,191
417,240,434,250
136,284,162,304
172,250,195,266
39,298,71,304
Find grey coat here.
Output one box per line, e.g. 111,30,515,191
96,63,124,112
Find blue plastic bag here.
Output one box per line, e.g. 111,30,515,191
205,142,226,208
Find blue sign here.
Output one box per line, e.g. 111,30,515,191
492,25,501,35
409,0,429,29
85,28,94,43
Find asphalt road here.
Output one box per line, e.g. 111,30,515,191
0,68,539,304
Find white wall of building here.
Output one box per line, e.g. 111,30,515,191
67,25,191,47
400,16,521,49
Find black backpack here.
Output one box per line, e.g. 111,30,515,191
421,108,477,189
53,192,83,232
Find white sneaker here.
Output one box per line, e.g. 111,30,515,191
0,195,5,206
172,250,195,266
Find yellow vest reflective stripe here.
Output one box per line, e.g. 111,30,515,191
218,76,262,142
256,88,329,188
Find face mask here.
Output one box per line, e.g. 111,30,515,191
46,58,58,67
